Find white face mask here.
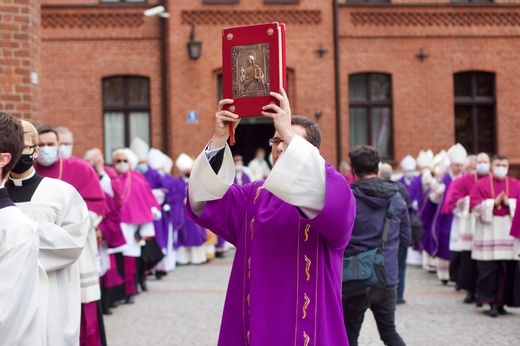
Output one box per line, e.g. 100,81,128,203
476,162,490,175
493,166,508,180
115,162,130,174
37,146,58,167
58,144,73,159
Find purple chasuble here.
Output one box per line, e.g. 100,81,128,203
155,174,180,248
186,163,355,346
176,176,207,247
118,170,158,224
420,174,454,260
409,174,427,216
36,157,107,217
143,168,170,248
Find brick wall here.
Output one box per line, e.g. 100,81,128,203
0,0,41,122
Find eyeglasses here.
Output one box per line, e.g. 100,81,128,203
116,159,128,163
268,137,284,147
22,145,37,154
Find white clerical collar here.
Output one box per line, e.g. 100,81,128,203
10,169,36,187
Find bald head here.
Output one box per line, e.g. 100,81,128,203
378,163,393,180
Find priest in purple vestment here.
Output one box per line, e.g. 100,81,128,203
469,155,520,315
186,89,356,345
176,153,208,265
420,145,467,284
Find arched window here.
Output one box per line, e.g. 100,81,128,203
349,72,393,159
102,76,150,163
454,71,496,154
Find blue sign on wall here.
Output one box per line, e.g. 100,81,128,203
187,110,199,124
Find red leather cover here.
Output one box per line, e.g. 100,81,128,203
222,22,286,118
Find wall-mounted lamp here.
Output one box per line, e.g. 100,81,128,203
187,23,202,60
315,44,328,58
143,5,170,18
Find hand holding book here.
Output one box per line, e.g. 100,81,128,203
222,22,286,145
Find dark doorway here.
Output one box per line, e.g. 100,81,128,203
232,117,274,167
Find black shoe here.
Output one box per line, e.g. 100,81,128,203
155,270,167,280
140,281,148,292
489,304,499,317
125,295,135,304
109,300,120,308
497,306,507,315
463,292,476,304
396,299,406,305
103,308,113,315
441,280,449,285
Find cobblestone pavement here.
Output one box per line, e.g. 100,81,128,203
104,250,519,345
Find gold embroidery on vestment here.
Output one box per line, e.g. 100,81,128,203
304,224,310,242
250,217,254,240
253,186,264,204
302,293,310,319
304,255,311,281
303,331,310,346
248,257,251,279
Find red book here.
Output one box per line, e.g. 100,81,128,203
222,22,286,118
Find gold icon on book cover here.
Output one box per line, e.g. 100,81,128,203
232,44,270,98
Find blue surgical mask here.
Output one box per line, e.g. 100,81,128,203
405,172,416,180
37,146,58,167
136,163,148,173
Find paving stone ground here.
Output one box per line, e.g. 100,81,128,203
104,250,520,345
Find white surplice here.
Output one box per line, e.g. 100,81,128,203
0,202,44,346
12,177,90,346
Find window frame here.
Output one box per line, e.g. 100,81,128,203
454,71,496,154
102,76,151,163
348,72,394,160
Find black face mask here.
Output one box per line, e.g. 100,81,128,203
11,153,35,174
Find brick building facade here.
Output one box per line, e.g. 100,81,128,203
2,0,520,173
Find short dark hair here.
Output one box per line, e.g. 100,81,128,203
491,154,508,163
0,112,24,179
349,145,380,177
291,116,321,149
37,124,59,141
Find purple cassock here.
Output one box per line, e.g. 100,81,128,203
175,176,207,248
119,170,159,224
98,166,126,249
470,175,520,217
186,164,355,346
442,173,485,215
510,192,520,238
35,156,107,216
420,174,454,260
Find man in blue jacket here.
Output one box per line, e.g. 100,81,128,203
343,145,411,346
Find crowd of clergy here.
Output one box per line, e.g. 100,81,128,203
382,144,520,318
4,109,520,346
0,115,225,346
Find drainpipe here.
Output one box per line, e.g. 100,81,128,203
160,1,170,155
333,0,342,167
